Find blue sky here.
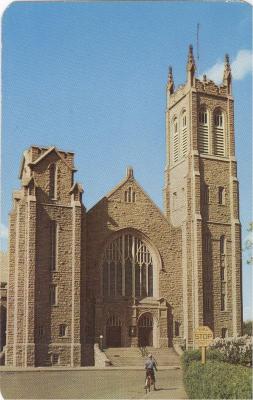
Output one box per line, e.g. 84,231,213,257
1,1,252,319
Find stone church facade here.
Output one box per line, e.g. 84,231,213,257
5,46,242,367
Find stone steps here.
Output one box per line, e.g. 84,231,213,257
104,347,180,367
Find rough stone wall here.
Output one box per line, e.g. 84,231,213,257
86,177,183,347
5,210,16,365
35,203,74,366
165,71,242,346
32,151,74,205
6,147,83,367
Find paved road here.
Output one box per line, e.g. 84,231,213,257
0,369,187,399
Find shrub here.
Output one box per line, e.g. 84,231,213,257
181,349,225,371
206,348,225,362
210,335,252,366
184,360,252,399
181,349,201,371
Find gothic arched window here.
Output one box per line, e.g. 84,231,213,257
213,109,225,157
198,107,209,154
102,232,154,299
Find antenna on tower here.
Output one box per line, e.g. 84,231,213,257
196,23,200,75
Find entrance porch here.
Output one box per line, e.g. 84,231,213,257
95,297,169,349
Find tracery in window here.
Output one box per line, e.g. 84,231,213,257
198,107,209,154
102,233,154,299
214,109,225,157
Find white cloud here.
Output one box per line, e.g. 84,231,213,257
202,49,252,84
0,223,8,239
232,50,252,80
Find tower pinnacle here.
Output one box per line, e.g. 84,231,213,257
223,53,232,94
167,66,174,95
187,44,196,86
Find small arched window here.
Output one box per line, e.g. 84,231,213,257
181,110,187,157
218,187,225,205
59,324,67,337
124,187,136,203
198,107,209,154
220,235,226,255
213,109,225,157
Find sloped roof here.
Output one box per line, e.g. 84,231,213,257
88,169,168,224
19,146,77,179
28,146,75,171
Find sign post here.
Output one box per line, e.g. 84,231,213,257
194,326,213,364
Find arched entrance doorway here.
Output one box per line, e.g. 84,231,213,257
138,313,153,347
106,315,122,347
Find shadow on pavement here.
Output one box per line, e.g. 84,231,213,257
154,387,179,391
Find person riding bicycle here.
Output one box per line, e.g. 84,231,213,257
144,353,157,390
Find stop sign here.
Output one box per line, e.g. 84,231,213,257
194,326,213,347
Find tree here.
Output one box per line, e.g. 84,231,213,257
244,222,253,265
243,320,252,336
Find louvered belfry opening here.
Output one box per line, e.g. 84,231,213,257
181,110,188,157
198,107,209,154
213,110,225,156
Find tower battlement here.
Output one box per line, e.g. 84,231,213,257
167,46,232,109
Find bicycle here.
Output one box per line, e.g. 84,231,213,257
144,369,154,394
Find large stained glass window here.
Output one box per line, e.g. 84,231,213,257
102,233,153,298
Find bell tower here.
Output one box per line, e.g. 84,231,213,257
164,46,242,346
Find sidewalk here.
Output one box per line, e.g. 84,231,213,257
0,368,187,399
0,365,181,372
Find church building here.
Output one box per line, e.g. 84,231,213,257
5,46,242,367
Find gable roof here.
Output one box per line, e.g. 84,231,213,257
88,169,168,223
28,146,76,171
19,146,76,179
